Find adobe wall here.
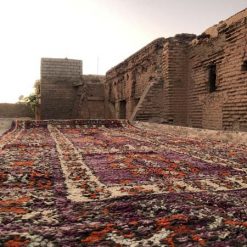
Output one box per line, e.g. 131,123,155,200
105,8,247,131
188,9,247,131
75,75,108,119
105,36,195,123
40,58,82,119
161,34,195,125
39,9,247,131
105,38,165,120
0,103,33,118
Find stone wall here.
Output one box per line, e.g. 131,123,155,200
0,103,33,118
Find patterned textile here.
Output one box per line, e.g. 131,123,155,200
0,120,246,246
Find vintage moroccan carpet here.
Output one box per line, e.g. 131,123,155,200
0,120,246,246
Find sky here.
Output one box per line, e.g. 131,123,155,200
0,0,246,103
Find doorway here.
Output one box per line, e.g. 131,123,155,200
119,100,126,119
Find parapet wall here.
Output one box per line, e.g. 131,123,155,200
41,58,82,78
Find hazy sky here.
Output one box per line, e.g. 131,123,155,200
0,0,246,103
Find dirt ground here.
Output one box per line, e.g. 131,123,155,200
0,118,32,136
0,119,13,135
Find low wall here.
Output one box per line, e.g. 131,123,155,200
0,103,33,118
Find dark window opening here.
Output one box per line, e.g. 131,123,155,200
241,60,247,71
208,64,217,93
119,100,126,119
168,118,174,124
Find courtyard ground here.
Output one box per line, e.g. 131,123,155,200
0,119,246,246
0,119,13,136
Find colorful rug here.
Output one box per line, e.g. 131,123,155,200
0,120,246,246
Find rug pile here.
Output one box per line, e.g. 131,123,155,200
0,120,246,246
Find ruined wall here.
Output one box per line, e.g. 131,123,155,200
40,58,82,119
38,9,247,130
0,103,33,118
188,9,247,131
105,38,165,120
162,34,195,125
75,75,107,119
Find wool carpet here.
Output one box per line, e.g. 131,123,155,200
0,120,246,246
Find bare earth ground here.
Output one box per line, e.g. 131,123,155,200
0,119,13,135
0,118,32,135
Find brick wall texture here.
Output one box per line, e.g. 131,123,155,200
40,58,82,119
40,58,107,120
39,9,247,131
105,8,247,131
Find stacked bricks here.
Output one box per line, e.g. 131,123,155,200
105,38,165,120
40,58,82,119
41,58,82,78
162,34,195,125
105,8,247,131
188,8,247,131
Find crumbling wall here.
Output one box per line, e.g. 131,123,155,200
0,103,33,118
105,38,165,120
188,9,247,131
162,34,195,125
75,75,107,119
40,58,82,119
38,9,247,130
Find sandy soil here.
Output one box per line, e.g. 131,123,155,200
0,118,32,136
0,119,13,135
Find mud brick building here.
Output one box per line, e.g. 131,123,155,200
40,9,247,131
105,8,247,131
40,58,107,120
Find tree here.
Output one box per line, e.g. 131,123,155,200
18,95,25,102
24,93,39,112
